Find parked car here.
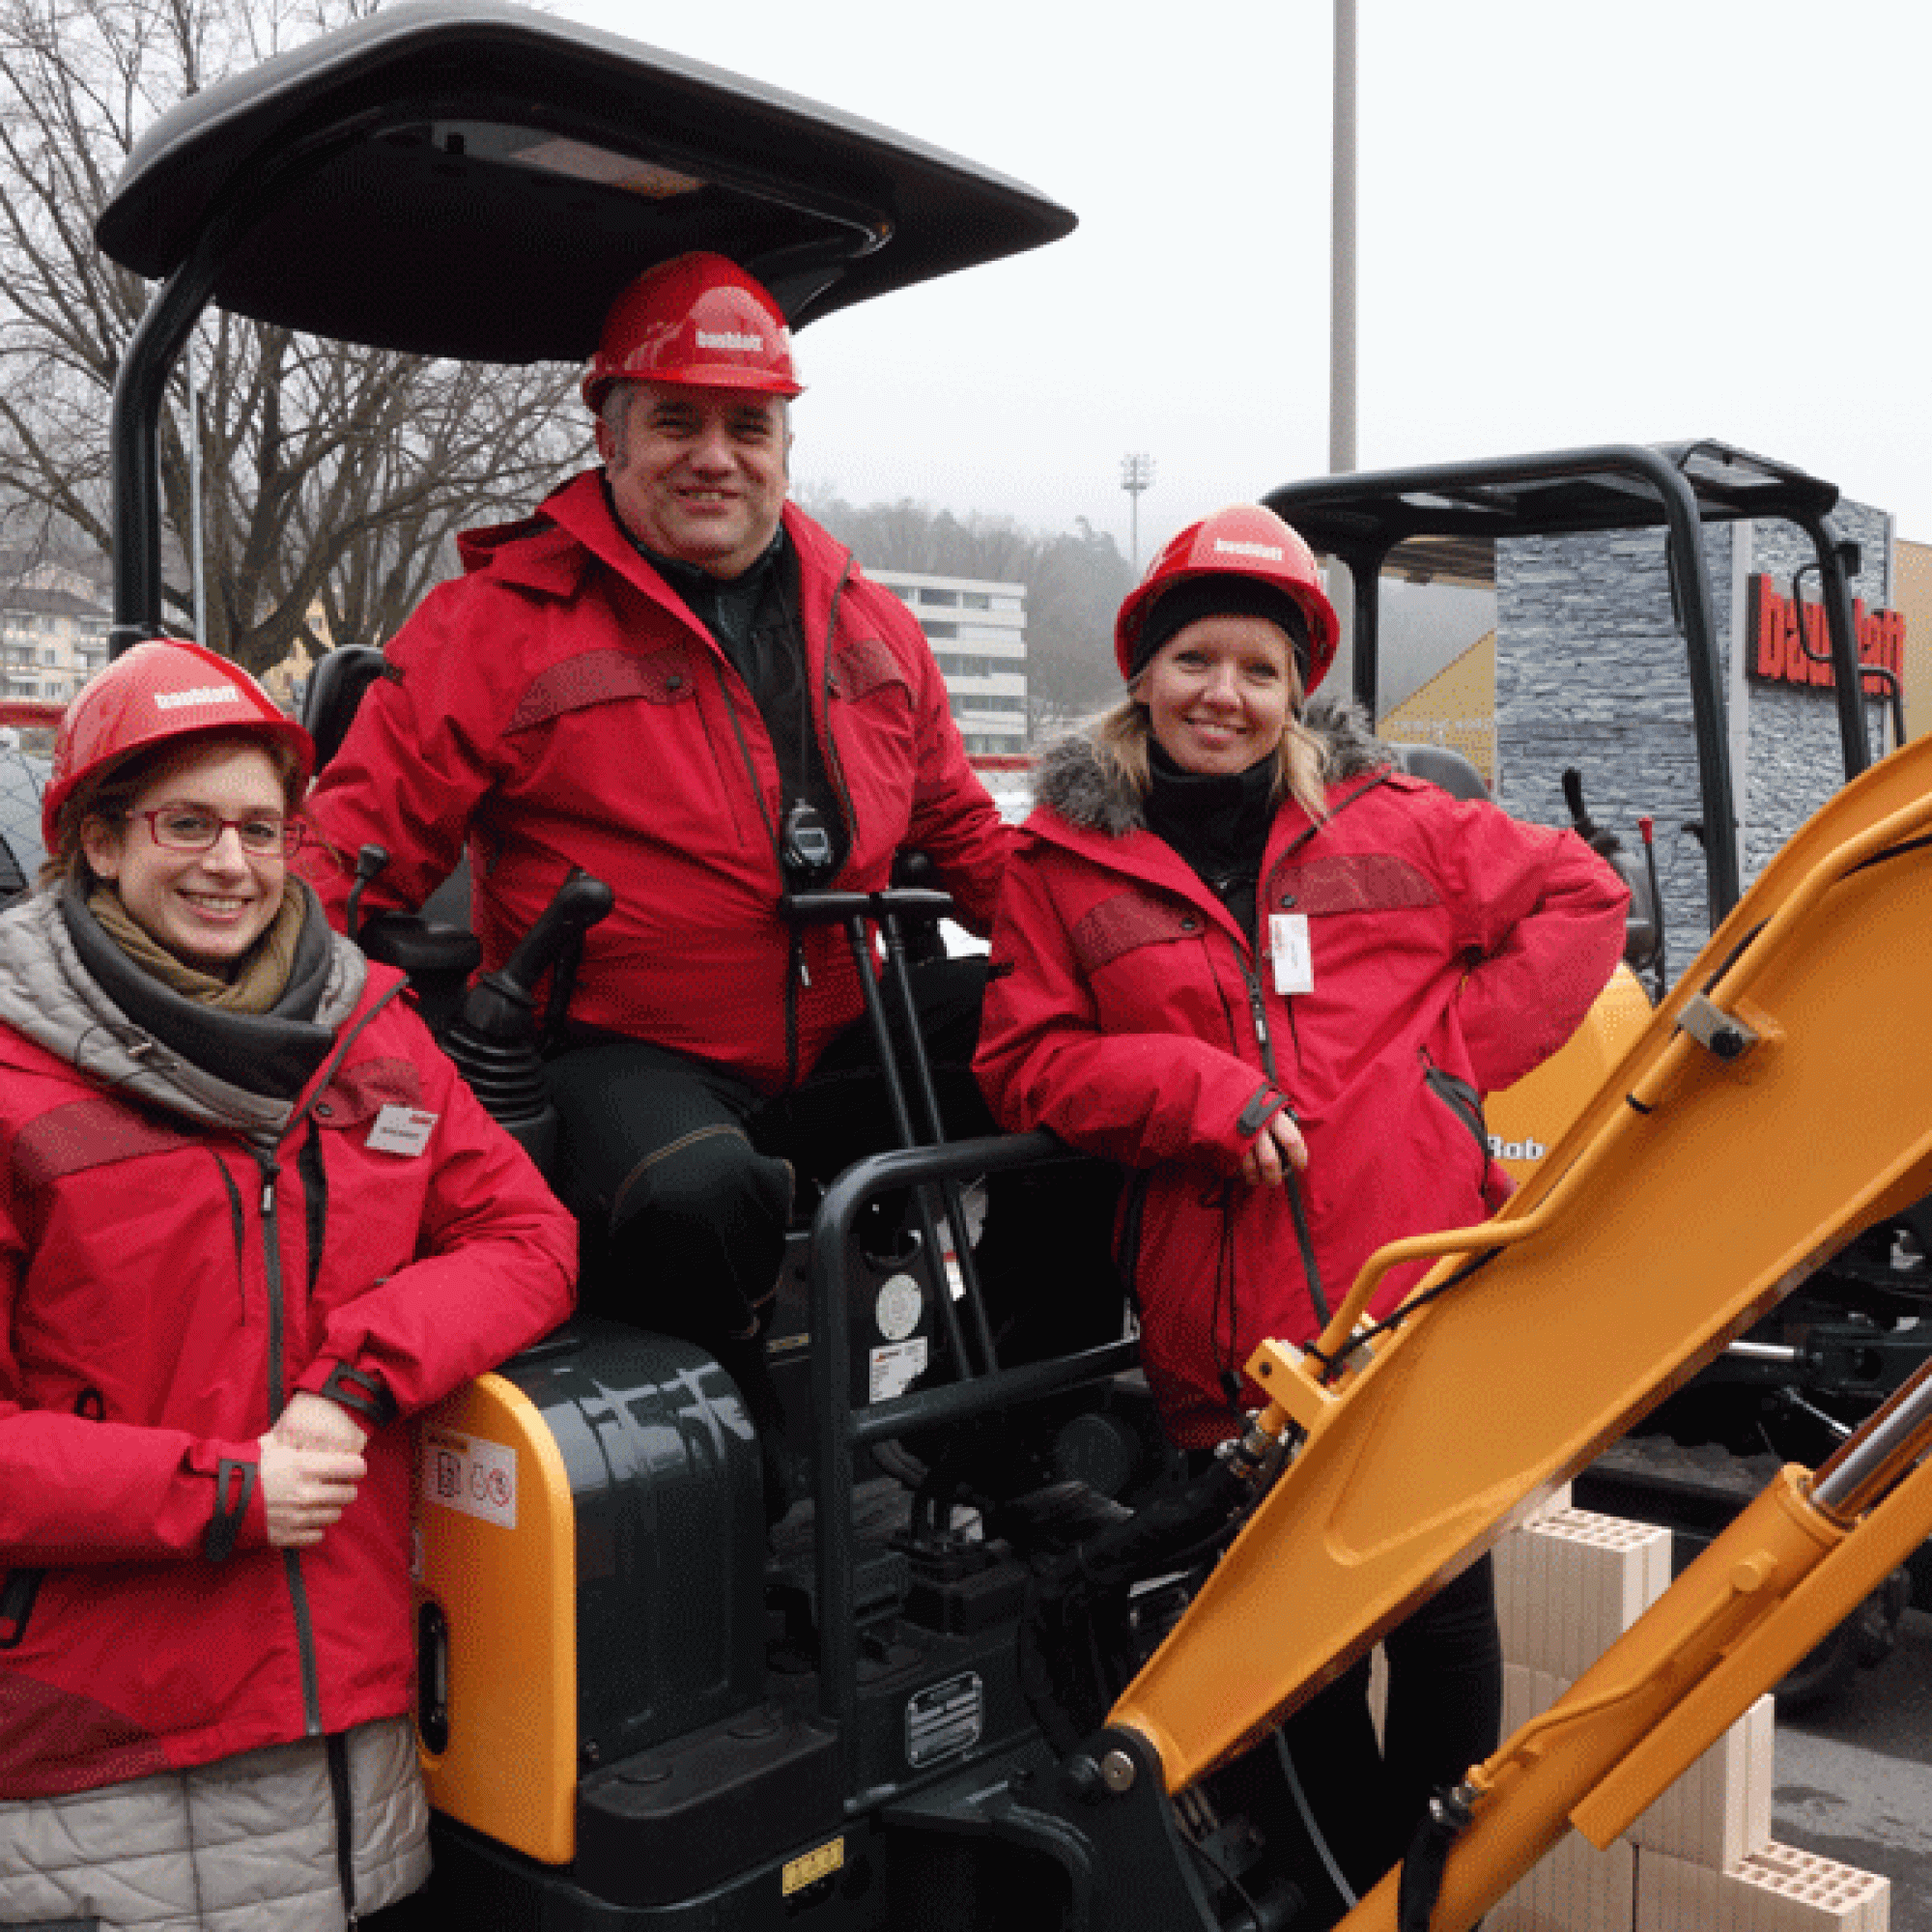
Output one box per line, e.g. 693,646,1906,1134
0,729,50,906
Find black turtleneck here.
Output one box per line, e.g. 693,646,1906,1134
636,526,788,702
1143,744,1279,943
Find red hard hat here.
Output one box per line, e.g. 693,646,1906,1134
43,639,314,850
582,252,803,412
1115,504,1341,695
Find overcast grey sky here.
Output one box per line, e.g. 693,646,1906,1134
553,0,1932,559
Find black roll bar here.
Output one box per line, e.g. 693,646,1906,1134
1271,445,1741,923
1264,440,1881,927
807,1132,1139,1784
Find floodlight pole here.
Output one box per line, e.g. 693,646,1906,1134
1122,452,1156,569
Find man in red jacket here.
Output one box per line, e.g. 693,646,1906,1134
301,254,1026,1504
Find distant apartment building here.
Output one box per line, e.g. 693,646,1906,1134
872,570,1028,755
0,562,110,708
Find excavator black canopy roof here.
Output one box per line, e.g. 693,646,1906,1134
95,0,1074,363
93,0,1074,648
1265,440,1841,584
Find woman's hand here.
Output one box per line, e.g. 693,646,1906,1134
256,1432,366,1549
272,1389,372,1456
1238,1108,1308,1188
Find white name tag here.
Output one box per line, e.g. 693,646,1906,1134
366,1104,438,1157
1269,912,1314,996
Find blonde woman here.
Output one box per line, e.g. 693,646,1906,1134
976,505,1629,1881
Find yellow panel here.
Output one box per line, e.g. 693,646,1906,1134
1110,733,1932,1795
413,1371,578,1864
783,1836,847,1896
1379,631,1498,787
1487,962,1652,1190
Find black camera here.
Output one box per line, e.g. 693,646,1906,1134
781,800,836,885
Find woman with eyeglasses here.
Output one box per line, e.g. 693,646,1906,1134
0,640,576,1930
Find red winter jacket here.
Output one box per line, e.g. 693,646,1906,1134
300,475,1012,1094
0,952,576,1799
974,729,1629,1448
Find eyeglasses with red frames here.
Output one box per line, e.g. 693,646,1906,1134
126,805,305,858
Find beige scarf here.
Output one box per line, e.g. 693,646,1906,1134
87,884,306,1014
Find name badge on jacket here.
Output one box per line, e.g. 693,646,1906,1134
367,1104,439,1156
1269,913,1314,996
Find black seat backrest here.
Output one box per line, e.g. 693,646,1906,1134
1392,740,1490,801
301,645,387,771
298,641,478,1020
0,831,29,911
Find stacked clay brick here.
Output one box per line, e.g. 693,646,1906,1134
1480,1496,1889,1932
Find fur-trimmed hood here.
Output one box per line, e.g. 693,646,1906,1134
1031,694,1397,838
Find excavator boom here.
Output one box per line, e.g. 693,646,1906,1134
1104,734,1932,1918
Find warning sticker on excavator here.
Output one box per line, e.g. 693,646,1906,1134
870,1338,927,1403
781,1837,844,1896
420,1426,518,1529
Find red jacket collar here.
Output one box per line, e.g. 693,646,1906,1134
457,470,853,590
452,471,858,657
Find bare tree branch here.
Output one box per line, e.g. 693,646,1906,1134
0,0,588,675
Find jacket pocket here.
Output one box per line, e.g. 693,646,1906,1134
1422,1057,1489,1164
828,633,913,706
1,1388,105,1650
0,1565,45,1649
1068,893,1207,978
504,644,698,734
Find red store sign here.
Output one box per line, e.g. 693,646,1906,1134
1748,574,1906,693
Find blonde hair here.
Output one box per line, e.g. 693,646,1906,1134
1091,676,1331,824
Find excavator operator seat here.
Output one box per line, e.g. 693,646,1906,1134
300,644,388,771
298,642,475,1012
1393,739,1491,801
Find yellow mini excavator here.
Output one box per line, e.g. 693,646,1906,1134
89,8,1932,1928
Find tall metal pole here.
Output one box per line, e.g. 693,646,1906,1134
186,350,207,647
1329,0,1357,475
1121,452,1155,569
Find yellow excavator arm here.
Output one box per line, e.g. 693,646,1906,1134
1105,732,1932,1930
